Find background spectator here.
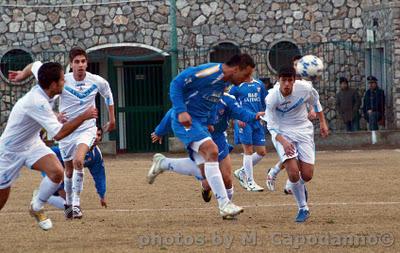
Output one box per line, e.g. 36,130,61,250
363,76,385,131
336,77,361,131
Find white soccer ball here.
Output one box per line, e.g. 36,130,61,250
296,55,324,79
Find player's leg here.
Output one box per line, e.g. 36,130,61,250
266,160,283,191
71,143,90,218
219,154,234,200
197,139,243,218
63,160,74,218
147,155,204,184
30,153,63,230
0,187,11,210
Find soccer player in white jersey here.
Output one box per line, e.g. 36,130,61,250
265,55,319,192
262,66,328,222
2,62,97,230
12,47,115,219
58,47,115,219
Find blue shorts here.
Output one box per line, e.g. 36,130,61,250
234,121,266,146
212,133,234,162
171,116,211,149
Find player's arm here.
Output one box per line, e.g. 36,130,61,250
169,70,193,127
152,109,173,144
224,95,262,122
260,83,268,111
98,78,116,132
9,61,42,81
87,147,107,207
310,87,329,137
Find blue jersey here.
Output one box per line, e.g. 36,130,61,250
47,146,106,199
170,63,230,123
210,93,257,139
229,79,267,114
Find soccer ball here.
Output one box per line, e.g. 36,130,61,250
296,55,324,79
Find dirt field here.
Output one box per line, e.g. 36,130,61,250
0,149,399,253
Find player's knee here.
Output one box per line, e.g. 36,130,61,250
288,173,300,183
301,174,313,182
201,142,219,161
257,150,267,156
47,167,63,183
73,158,84,169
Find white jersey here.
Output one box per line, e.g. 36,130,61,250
263,80,323,142
0,84,62,152
60,70,114,132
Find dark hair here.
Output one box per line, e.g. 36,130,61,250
225,53,255,69
278,66,296,78
38,62,63,89
292,55,303,62
339,77,348,84
69,47,87,62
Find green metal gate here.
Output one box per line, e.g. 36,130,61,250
109,58,171,152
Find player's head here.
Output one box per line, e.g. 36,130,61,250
93,126,103,146
278,66,296,97
38,62,65,95
69,47,88,77
339,77,349,90
367,75,378,90
224,54,255,85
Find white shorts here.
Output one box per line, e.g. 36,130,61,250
272,134,315,165
0,142,54,189
58,127,97,161
190,137,212,165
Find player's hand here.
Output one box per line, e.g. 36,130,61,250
100,198,107,208
255,112,265,120
282,139,295,156
57,112,68,123
207,125,214,133
308,110,317,120
320,122,329,138
178,112,192,129
238,120,246,128
151,132,163,144
103,120,116,132
82,106,98,120
8,70,25,82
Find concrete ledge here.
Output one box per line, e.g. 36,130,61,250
168,130,400,153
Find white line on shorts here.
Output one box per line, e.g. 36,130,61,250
1,201,400,216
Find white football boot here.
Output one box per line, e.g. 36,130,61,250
147,153,166,184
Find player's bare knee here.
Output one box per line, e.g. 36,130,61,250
47,167,63,183
73,158,84,169
288,173,300,183
257,150,267,156
301,174,313,182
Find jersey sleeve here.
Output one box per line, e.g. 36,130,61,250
228,85,239,100
154,109,173,136
31,61,43,80
309,87,323,113
96,75,114,106
88,147,106,199
224,95,256,122
28,99,62,139
169,68,196,114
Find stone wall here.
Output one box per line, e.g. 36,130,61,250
0,0,399,131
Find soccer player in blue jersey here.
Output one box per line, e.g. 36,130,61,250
230,78,268,192
149,94,264,203
33,127,108,211
148,54,255,219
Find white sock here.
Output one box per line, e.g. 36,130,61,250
47,196,65,209
290,180,308,210
269,161,282,178
64,174,73,205
72,169,84,207
243,154,254,182
204,162,229,208
32,176,60,211
226,187,234,201
161,158,204,180
251,152,264,166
